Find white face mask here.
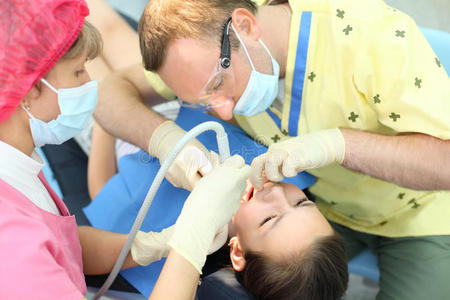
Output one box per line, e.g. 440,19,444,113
22,78,98,148
231,24,280,116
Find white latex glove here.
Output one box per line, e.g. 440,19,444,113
131,224,228,266
168,155,250,273
148,120,213,191
250,128,345,189
131,226,174,266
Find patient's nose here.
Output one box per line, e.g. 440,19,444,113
260,185,287,205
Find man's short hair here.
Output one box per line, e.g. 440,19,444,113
138,0,257,71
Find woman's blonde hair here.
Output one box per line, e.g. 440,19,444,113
64,20,102,60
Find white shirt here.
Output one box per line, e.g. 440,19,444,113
0,141,61,215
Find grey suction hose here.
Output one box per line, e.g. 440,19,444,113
93,121,230,299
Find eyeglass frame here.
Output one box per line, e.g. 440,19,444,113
178,18,234,111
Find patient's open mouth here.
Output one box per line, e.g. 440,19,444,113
246,186,254,202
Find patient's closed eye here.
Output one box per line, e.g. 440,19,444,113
260,215,276,226
296,198,307,207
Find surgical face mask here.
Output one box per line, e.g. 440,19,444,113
22,78,98,148
231,24,280,116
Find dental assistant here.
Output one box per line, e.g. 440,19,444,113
0,1,250,299
93,0,450,299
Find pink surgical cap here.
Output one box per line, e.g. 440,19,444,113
0,0,89,122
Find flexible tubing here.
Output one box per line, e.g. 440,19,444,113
93,121,230,299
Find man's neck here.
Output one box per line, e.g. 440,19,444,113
256,3,292,78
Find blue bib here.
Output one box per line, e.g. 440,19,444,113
83,107,316,296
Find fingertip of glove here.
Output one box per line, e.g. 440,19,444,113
223,155,245,168
282,163,298,177
241,164,251,176
249,176,263,191
266,171,284,183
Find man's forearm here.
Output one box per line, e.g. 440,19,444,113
94,66,168,151
340,128,450,190
78,226,138,275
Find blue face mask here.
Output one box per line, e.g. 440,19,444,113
23,78,98,148
231,24,280,117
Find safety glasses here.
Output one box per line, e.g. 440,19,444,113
178,18,235,111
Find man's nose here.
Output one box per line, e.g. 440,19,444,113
212,100,234,120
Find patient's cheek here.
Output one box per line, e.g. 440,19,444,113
233,205,256,233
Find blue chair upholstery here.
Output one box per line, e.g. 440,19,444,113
348,249,380,282
197,270,254,300
421,27,450,75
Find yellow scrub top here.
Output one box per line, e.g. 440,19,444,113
236,0,450,237
144,0,450,237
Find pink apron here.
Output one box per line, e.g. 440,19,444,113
0,172,87,299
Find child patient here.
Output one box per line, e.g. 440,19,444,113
128,179,348,299
87,118,347,299
227,181,348,299
88,134,348,299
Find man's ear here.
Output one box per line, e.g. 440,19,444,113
229,236,246,272
231,8,262,41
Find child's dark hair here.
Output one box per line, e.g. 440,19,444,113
235,232,348,300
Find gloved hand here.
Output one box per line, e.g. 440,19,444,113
250,128,345,189
131,226,174,266
148,120,214,191
131,224,229,266
167,155,251,273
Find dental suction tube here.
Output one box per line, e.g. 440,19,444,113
93,121,230,299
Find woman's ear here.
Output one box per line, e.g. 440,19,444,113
229,236,246,271
22,81,42,106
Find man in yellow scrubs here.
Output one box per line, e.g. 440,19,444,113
94,0,450,299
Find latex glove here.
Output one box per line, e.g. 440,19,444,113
168,155,250,273
250,128,345,189
131,224,228,266
148,120,213,191
131,226,174,266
